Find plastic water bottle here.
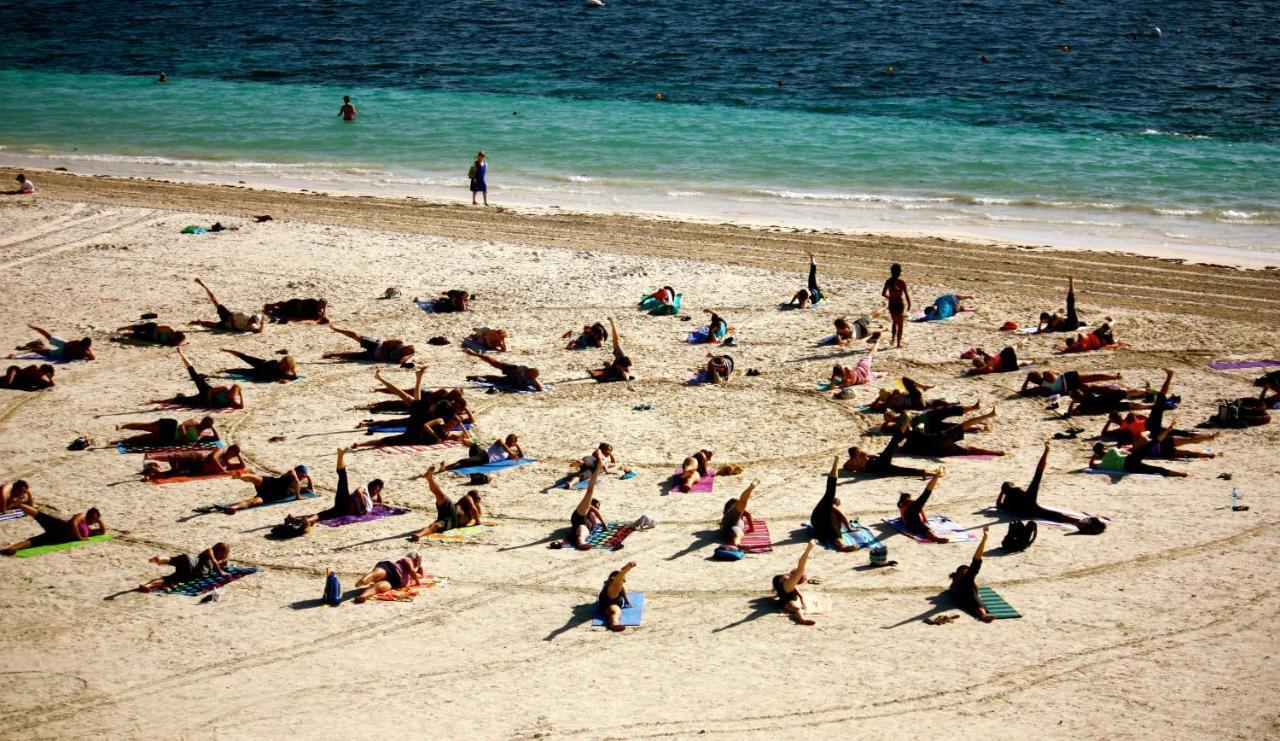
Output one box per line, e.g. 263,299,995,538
1230,488,1241,511
324,568,341,607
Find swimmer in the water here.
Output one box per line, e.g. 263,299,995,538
339,95,357,121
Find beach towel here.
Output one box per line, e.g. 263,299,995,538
8,351,85,364
0,509,27,523
686,369,712,386
117,440,222,455
220,370,305,383
13,533,116,557
415,299,450,314
162,565,259,596
670,470,715,493
564,470,635,490
471,379,547,394
1080,467,1160,478
806,521,882,551
145,465,245,485
449,457,535,476
911,310,973,323
373,575,446,602
977,585,1021,619
376,440,466,456
152,400,239,413
1208,359,1280,371
739,519,773,554
425,521,497,541
317,504,410,528
882,515,978,543
686,326,720,344
560,522,635,550
592,591,645,627
203,491,319,512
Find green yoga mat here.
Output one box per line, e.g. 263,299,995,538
14,533,116,558
977,585,1021,619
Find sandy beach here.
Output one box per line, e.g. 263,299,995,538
1,170,1278,739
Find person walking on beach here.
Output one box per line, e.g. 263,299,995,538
469,151,488,206
882,263,910,348
338,96,357,122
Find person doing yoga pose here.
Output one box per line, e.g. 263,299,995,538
409,464,458,541
143,444,244,480
882,263,910,348
116,321,186,346
262,298,328,324
844,416,933,478
964,340,1030,376
563,443,617,489
773,540,819,625
566,321,608,350
699,309,732,343
221,465,313,514
834,310,882,345
138,543,230,592
325,325,415,364
830,335,881,388
702,354,735,385
219,348,297,382
720,480,758,549
354,552,424,603
465,327,508,353
598,561,637,632
997,442,1106,532
1,364,54,390
191,278,264,333
353,369,469,448
153,348,243,409
901,406,1006,458
0,480,33,513
591,318,634,382
567,465,606,550
1256,370,1280,406
810,456,857,552
677,449,714,492
116,415,217,447
640,286,678,315
864,377,935,414
2,504,104,555
1089,419,1189,478
921,294,973,321
1037,276,1084,333
1019,369,1123,398
447,434,523,470
463,348,543,391
788,251,824,308
897,470,950,542
1058,320,1116,354
948,527,995,622
287,448,383,531
17,324,94,360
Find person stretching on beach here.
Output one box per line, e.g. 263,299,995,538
0,480,33,514
598,561,637,632
219,348,298,383
469,151,488,206
564,443,617,489
2,504,104,555
773,540,819,625
844,416,934,478
447,433,524,470
921,293,974,321
833,311,882,345
409,464,457,541
566,321,608,350
694,309,732,344
153,348,243,409
354,369,469,449
463,347,543,391
590,317,634,383
1256,370,1280,406
116,321,186,346
701,354,735,385
897,470,950,542
997,442,1107,533
326,325,415,364
1019,369,1123,398
640,286,678,315
882,263,910,348
1088,421,1189,478
810,456,857,552
116,415,217,447
963,340,1030,376
720,479,758,549
220,465,313,514
262,298,328,324
1,364,55,390
138,543,230,592
830,335,881,388
787,251,823,308
354,552,424,603
568,465,606,550
1037,276,1084,333
465,327,508,353
901,407,1006,458
676,449,714,492
948,527,995,622
339,96,357,121
1057,320,1116,354
15,324,94,361
191,278,264,333
288,448,382,531
143,444,245,481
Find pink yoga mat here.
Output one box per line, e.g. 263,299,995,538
671,470,715,492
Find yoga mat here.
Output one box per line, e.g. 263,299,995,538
145,466,245,485
565,471,635,490
317,504,410,528
1080,467,1160,479
911,309,973,322
162,566,259,596
449,457,536,476
977,585,1021,619
14,533,116,557
366,421,472,434
152,400,238,412
739,519,773,554
806,522,882,551
414,299,452,314
686,326,712,344
560,522,635,550
0,510,28,523
207,491,319,511
221,370,305,383
118,440,222,455
592,591,645,627
373,575,446,602
670,469,715,493
376,440,466,456
1208,359,1280,371
471,380,548,394
425,521,497,541
686,370,711,386
882,515,978,543
9,351,84,364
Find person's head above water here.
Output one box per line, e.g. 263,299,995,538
343,95,351,104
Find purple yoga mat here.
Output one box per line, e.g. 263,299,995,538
318,503,409,527
1208,360,1280,371
671,470,716,492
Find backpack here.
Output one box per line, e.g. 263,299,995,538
1077,516,1107,535
1002,520,1038,552
1216,400,1241,426
269,519,308,540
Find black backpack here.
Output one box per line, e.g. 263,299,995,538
1002,520,1038,552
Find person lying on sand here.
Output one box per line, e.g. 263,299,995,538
900,407,1006,458
997,442,1106,533
151,348,243,409
703,354,735,385
773,541,818,625
1,504,104,555
1057,320,1116,354
1063,382,1153,417
288,447,383,531
566,321,608,350
0,480,33,514
1088,421,1189,478
116,415,218,447
138,543,230,592
898,470,951,543
143,444,244,480
590,318,634,383
921,293,974,321
697,309,733,344
220,466,313,514
834,312,882,345
354,552,424,603
325,325,415,364
830,335,881,388
262,297,328,324
220,348,297,382
948,527,995,622
433,290,471,313
566,465,607,550
719,479,758,550
356,371,473,449
1019,369,1123,397
844,416,934,479
564,443,617,489
466,327,508,353
454,489,484,528
963,340,1031,376
409,464,457,541
598,561,637,632
639,286,678,315
115,321,186,347
787,251,823,308
191,278,264,333
16,324,94,361
1,363,54,390
810,456,857,552
447,433,523,470
862,377,934,414
677,449,714,492
463,348,543,391
1037,276,1084,333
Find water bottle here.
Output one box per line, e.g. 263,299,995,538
1230,488,1242,511
324,568,341,607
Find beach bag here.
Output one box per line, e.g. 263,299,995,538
1216,400,1241,426
468,164,477,181
1077,516,1107,535
712,546,744,561
324,570,341,607
1002,520,1037,552
270,519,307,540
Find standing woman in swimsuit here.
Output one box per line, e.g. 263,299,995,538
773,540,819,625
598,561,636,632
881,263,910,349
354,552,424,603
948,527,995,622
470,151,488,206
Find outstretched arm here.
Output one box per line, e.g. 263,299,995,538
606,561,637,599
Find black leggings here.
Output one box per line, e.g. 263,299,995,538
807,261,821,301
867,426,928,478
1065,289,1078,330
1125,439,1175,476
901,488,934,536
186,364,212,400
317,468,352,520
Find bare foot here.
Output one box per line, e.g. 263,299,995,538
980,614,996,623
607,624,626,633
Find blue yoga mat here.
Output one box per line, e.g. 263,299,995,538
450,457,536,476
212,491,319,510
592,591,645,627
